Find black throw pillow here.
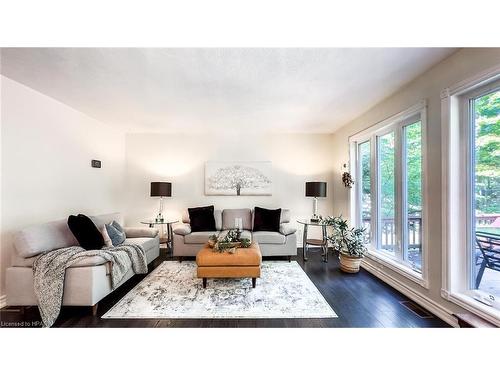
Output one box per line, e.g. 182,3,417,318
188,205,216,232
253,207,281,232
67,214,104,250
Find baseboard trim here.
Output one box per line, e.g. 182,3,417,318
0,294,6,309
361,261,458,327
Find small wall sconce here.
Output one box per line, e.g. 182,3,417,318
341,163,354,188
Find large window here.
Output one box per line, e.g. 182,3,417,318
358,141,371,240
351,102,426,282
469,88,500,299
403,121,423,270
378,131,396,258
442,69,500,324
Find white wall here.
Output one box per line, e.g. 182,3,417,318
0,76,126,298
330,48,500,323
124,132,335,241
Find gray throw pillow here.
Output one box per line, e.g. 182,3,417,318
105,220,126,246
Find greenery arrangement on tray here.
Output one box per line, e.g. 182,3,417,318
208,229,252,253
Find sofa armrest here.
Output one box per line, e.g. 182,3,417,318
172,223,192,235
279,223,297,236
124,227,159,238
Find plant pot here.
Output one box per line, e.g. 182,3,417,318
339,253,363,273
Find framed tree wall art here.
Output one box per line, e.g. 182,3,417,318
205,161,272,196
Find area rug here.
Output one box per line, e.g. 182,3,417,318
102,261,337,319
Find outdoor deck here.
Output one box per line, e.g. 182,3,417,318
363,213,500,297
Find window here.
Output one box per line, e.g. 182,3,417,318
350,102,426,283
403,121,423,270
378,131,396,258
442,67,500,324
469,88,500,298
358,141,371,240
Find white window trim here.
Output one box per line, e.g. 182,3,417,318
441,63,500,325
349,100,429,288
364,250,428,287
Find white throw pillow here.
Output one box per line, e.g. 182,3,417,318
100,225,113,247
173,223,192,235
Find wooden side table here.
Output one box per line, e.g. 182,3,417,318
297,219,333,262
140,220,178,253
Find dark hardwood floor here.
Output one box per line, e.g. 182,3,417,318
0,248,450,328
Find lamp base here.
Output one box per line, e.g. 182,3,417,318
156,197,165,223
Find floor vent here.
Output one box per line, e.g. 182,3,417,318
399,300,433,319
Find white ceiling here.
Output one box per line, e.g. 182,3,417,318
0,48,456,133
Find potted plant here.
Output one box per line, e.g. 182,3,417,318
322,216,368,273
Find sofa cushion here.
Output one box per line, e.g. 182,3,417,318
105,221,126,246
219,230,252,241
11,237,158,268
253,207,281,232
188,205,216,232
280,209,291,223
11,252,108,268
184,231,219,244
172,223,192,235
182,209,222,230
251,208,291,226
279,223,297,236
124,227,159,238
222,208,252,230
123,237,158,253
13,219,79,258
68,214,105,250
252,231,286,245
90,212,124,228
100,226,113,247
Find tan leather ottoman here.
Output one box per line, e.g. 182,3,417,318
196,243,262,288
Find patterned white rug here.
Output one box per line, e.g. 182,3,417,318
103,261,337,319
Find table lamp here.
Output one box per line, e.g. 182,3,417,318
305,181,327,223
151,182,172,222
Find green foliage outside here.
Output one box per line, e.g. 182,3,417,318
379,132,396,218
360,125,422,219
359,89,499,222
474,90,500,215
360,141,371,219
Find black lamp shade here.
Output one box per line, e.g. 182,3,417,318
305,182,327,197
150,182,172,197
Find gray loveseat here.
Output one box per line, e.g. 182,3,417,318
172,208,297,258
6,212,160,312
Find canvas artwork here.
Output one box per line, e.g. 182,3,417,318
205,161,272,196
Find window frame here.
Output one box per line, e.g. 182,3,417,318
349,100,428,287
466,82,500,290
441,64,500,325
355,139,372,243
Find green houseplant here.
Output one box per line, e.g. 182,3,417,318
322,216,368,273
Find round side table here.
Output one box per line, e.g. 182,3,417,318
297,219,333,262
140,220,178,253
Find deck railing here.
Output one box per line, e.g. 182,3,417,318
362,215,421,252
476,214,500,226
362,213,499,252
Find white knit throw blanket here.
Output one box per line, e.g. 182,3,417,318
33,244,148,327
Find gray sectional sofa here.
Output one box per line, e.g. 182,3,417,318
6,212,160,310
172,208,297,258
